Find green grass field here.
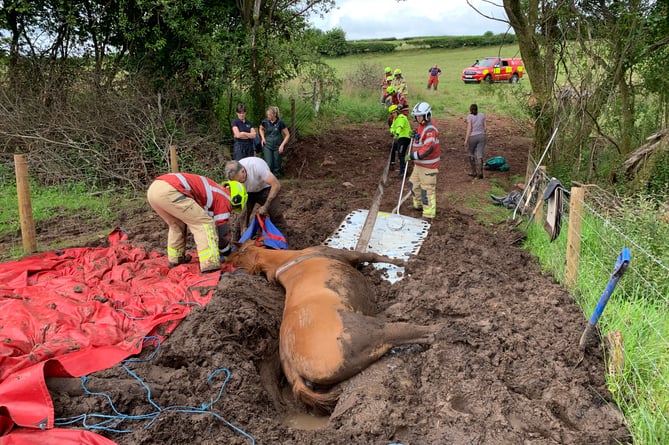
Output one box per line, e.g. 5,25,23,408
323,45,529,120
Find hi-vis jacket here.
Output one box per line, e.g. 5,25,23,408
409,122,440,169
156,173,233,227
390,113,411,139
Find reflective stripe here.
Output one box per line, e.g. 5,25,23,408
167,246,184,260
198,224,220,265
200,176,231,215
200,176,214,211
415,157,440,165
174,173,191,191
213,213,231,222
211,186,231,200
199,248,214,260
424,123,437,135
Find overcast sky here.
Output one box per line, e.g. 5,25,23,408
308,0,511,40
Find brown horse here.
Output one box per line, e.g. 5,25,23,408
226,241,439,413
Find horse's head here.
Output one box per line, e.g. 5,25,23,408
226,239,297,284
225,239,266,275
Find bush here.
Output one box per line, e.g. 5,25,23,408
319,28,351,56
345,62,382,91
349,41,397,54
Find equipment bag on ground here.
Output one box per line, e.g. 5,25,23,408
485,156,510,172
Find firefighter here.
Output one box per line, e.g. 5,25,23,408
147,173,247,273
381,75,393,104
392,68,408,96
426,64,442,90
405,102,440,220
380,67,393,103
385,86,409,126
389,104,411,176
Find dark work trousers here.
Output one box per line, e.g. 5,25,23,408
233,140,255,161
395,137,410,174
244,187,286,232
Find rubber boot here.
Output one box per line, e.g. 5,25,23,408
468,158,477,177
478,160,484,179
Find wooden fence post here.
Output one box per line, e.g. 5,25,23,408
169,145,179,173
14,154,37,254
565,187,584,287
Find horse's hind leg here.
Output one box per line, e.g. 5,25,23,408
330,312,438,383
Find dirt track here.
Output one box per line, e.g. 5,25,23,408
47,116,630,444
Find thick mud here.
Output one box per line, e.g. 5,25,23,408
43,117,629,444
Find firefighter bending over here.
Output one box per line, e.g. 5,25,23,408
147,173,247,273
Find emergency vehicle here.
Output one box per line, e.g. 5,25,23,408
462,57,524,84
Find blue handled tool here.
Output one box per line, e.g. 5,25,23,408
578,248,631,349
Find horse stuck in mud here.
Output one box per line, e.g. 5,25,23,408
226,241,441,414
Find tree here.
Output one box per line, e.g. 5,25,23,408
470,0,662,183
319,28,350,56
235,0,335,120
464,0,561,155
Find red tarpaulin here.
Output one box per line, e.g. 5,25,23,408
0,229,220,443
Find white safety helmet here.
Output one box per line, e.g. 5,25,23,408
411,102,432,121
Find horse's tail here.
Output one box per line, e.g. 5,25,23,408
282,360,340,415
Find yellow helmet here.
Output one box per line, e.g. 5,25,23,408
384,66,392,74
222,180,247,213
386,75,393,83
386,85,396,94
388,104,399,114
394,68,402,75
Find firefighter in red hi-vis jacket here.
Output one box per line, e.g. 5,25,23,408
147,173,247,273
385,86,410,126
406,102,440,220
426,64,442,90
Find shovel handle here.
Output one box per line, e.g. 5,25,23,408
579,248,631,349
395,139,413,214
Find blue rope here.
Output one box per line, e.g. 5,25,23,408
54,340,255,444
123,336,161,363
114,307,148,320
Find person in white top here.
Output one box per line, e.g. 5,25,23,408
224,157,285,230
464,103,487,179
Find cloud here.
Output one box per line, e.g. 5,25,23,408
309,0,511,40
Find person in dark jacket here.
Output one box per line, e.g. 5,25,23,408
231,103,257,160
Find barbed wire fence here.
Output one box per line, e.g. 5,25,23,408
519,158,669,444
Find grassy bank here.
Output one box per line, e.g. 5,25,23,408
524,200,669,444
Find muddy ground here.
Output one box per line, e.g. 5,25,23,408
40,114,629,444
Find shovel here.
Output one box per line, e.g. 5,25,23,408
578,247,631,349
